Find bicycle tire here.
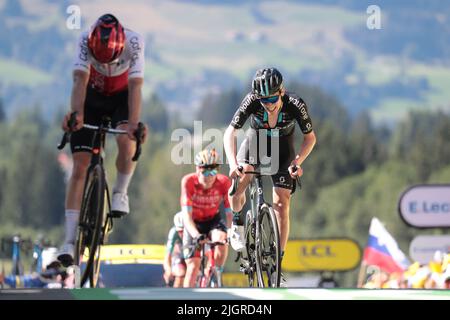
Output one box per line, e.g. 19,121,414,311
243,211,257,288
74,164,105,288
208,270,217,288
91,183,112,287
255,204,281,288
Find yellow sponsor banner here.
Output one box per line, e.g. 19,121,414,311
282,239,361,272
222,272,248,288
96,244,166,262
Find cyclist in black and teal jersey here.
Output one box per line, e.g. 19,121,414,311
224,68,316,286
163,212,186,287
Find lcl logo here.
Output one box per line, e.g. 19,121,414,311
119,248,147,256
299,245,336,257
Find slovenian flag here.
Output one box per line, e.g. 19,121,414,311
363,217,410,273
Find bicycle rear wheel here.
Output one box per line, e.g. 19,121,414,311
255,204,281,288
74,164,105,288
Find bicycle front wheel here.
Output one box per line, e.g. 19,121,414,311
243,211,257,287
255,204,281,288
208,268,223,288
74,164,105,288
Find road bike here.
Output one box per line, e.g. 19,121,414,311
196,237,227,288
58,112,144,287
229,166,300,287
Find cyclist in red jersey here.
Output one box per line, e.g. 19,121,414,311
180,149,232,288
57,14,147,264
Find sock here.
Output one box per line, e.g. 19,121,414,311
113,172,133,194
281,251,285,263
215,266,224,273
64,209,80,244
232,211,244,226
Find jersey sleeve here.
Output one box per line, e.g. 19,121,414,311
288,94,313,134
230,93,258,129
127,32,145,79
73,32,90,73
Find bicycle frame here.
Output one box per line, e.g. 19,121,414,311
248,175,266,225
199,242,214,288
198,240,225,288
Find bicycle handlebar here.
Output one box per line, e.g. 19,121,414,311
57,112,144,161
228,165,302,196
195,235,228,248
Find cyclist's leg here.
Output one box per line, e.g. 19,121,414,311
182,224,202,288
171,256,186,288
228,163,254,212
112,90,135,175
272,186,291,252
115,122,136,174
210,219,228,269
229,136,256,252
229,129,258,214
271,134,295,253
63,152,91,243
112,91,136,214
61,87,102,253
172,265,186,288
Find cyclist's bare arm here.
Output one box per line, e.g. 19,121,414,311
181,207,201,239
289,130,316,177
127,77,144,140
163,250,172,273
223,125,242,178
296,131,316,166
62,70,89,132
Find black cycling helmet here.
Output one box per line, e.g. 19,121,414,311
252,68,283,97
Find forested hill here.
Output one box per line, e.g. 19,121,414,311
0,0,449,125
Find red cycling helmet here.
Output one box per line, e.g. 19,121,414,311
88,14,125,64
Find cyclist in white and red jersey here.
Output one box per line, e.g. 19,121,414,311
180,148,232,288
57,14,147,264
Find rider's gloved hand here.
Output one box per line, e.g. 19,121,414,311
127,122,149,143
229,163,244,179
195,234,207,246
62,111,83,132
288,160,303,179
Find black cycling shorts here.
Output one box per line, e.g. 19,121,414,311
182,214,227,259
237,128,297,192
70,86,129,153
